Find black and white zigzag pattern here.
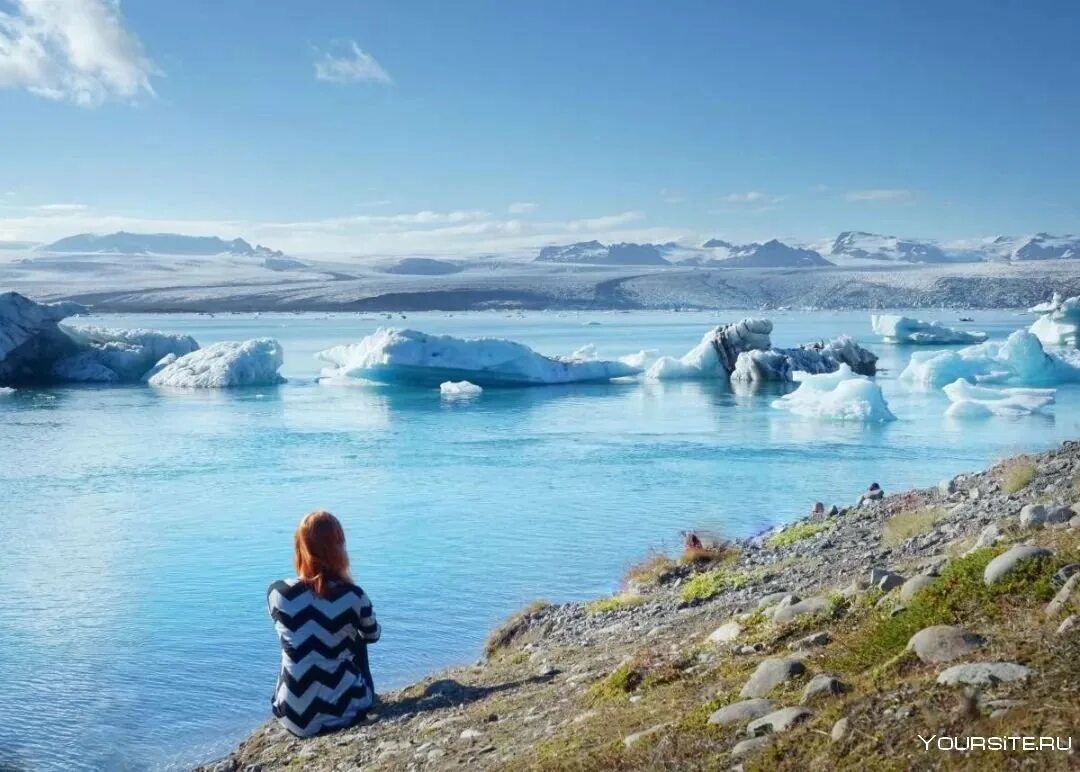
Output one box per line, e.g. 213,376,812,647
268,578,380,736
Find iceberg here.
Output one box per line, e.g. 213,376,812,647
942,379,1055,418
316,328,641,387
148,338,285,388
0,292,85,384
900,330,1080,389
440,380,483,398
1028,293,1080,347
871,314,987,344
732,335,878,383
645,319,772,380
771,364,896,422
54,326,199,383
0,386,14,396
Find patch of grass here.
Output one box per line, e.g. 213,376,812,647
766,520,829,548
586,593,647,615
679,541,740,567
588,659,646,702
622,551,678,590
1000,458,1036,494
679,569,729,604
484,599,551,658
881,506,945,548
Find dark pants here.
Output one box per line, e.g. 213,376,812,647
355,640,375,694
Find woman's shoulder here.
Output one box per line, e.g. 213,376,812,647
267,577,305,600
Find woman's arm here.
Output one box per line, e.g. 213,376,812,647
353,586,381,644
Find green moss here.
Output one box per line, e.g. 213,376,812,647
1001,459,1036,494
766,520,829,548
678,569,730,603
585,593,647,615
588,661,644,702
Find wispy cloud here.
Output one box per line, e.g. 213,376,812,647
845,188,914,203
34,203,88,213
0,0,157,106
660,188,683,204
507,201,537,214
722,191,785,205
314,41,391,85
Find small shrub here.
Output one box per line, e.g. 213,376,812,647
680,541,739,567
766,521,829,548
622,551,678,589
484,600,551,657
1001,458,1036,494
881,506,945,548
586,593,647,615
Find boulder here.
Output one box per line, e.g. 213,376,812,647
1019,504,1047,530
772,596,830,624
936,662,1033,687
1058,615,1078,634
801,674,847,704
789,631,830,651
907,626,986,663
1045,574,1079,617
870,568,906,593
1046,505,1075,525
708,621,743,645
707,699,774,727
983,545,1052,585
747,706,812,736
967,523,1002,554
899,575,936,603
831,717,850,742
740,658,806,698
757,591,793,610
731,736,770,758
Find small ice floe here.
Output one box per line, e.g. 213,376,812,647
942,379,1055,418
147,339,286,388
439,380,483,398
1028,293,1080,347
871,314,987,345
771,364,896,422
900,330,1080,389
0,386,15,396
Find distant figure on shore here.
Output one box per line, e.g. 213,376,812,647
683,531,704,551
810,501,826,520
267,510,381,737
859,482,884,507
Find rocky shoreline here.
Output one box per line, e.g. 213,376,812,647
204,443,1080,771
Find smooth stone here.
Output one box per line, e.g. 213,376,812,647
1058,615,1078,634
899,574,936,603
984,544,1052,585
623,723,668,748
772,596,829,624
789,631,831,651
757,591,793,610
768,594,801,618
707,699,774,727
1019,504,1047,530
731,736,770,758
801,674,846,704
747,706,813,736
740,658,806,698
708,621,743,645
1046,505,1075,525
1045,574,1080,617
1070,515,1080,529
870,567,905,592
967,523,1001,554
936,662,1033,686
831,717,850,742
907,625,986,663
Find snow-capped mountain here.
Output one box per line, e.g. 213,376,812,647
979,233,1080,261
827,231,952,264
42,231,285,258
535,241,671,266
718,239,833,268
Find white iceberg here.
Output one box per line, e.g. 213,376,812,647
771,364,896,422
732,335,878,383
440,380,483,398
148,338,285,388
1028,293,1080,347
900,330,1080,389
871,314,987,344
0,386,14,396
0,292,85,384
54,325,199,383
942,379,1055,418
645,319,772,380
316,328,641,387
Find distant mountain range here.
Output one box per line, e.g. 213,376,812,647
535,231,1080,268
42,231,286,258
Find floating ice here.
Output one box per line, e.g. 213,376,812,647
440,380,483,398
571,343,657,370
0,292,85,384
871,314,987,344
148,338,285,388
732,335,877,383
771,364,896,422
900,330,1080,388
317,328,641,387
942,379,1055,418
0,386,14,396
54,325,199,383
1028,293,1080,347
645,319,772,380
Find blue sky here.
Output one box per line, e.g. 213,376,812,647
0,0,1078,255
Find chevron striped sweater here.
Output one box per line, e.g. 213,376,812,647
267,578,381,736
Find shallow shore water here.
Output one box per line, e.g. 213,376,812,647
0,308,1074,770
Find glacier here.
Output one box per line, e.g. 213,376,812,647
54,326,199,383
900,330,1080,388
771,364,896,422
1028,293,1080,347
871,314,987,344
942,379,1055,418
440,380,483,398
147,339,285,388
316,328,642,387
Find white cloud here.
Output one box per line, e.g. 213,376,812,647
507,201,537,214
845,188,914,203
0,0,157,106
314,40,391,85
34,202,87,213
660,188,683,204
722,191,785,205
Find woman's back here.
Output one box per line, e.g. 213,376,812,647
267,577,380,736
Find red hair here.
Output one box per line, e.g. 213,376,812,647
294,510,352,597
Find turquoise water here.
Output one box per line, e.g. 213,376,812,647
1,309,1077,771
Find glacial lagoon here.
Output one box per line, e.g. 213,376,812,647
2,308,1077,770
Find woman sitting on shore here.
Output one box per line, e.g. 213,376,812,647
267,510,381,737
